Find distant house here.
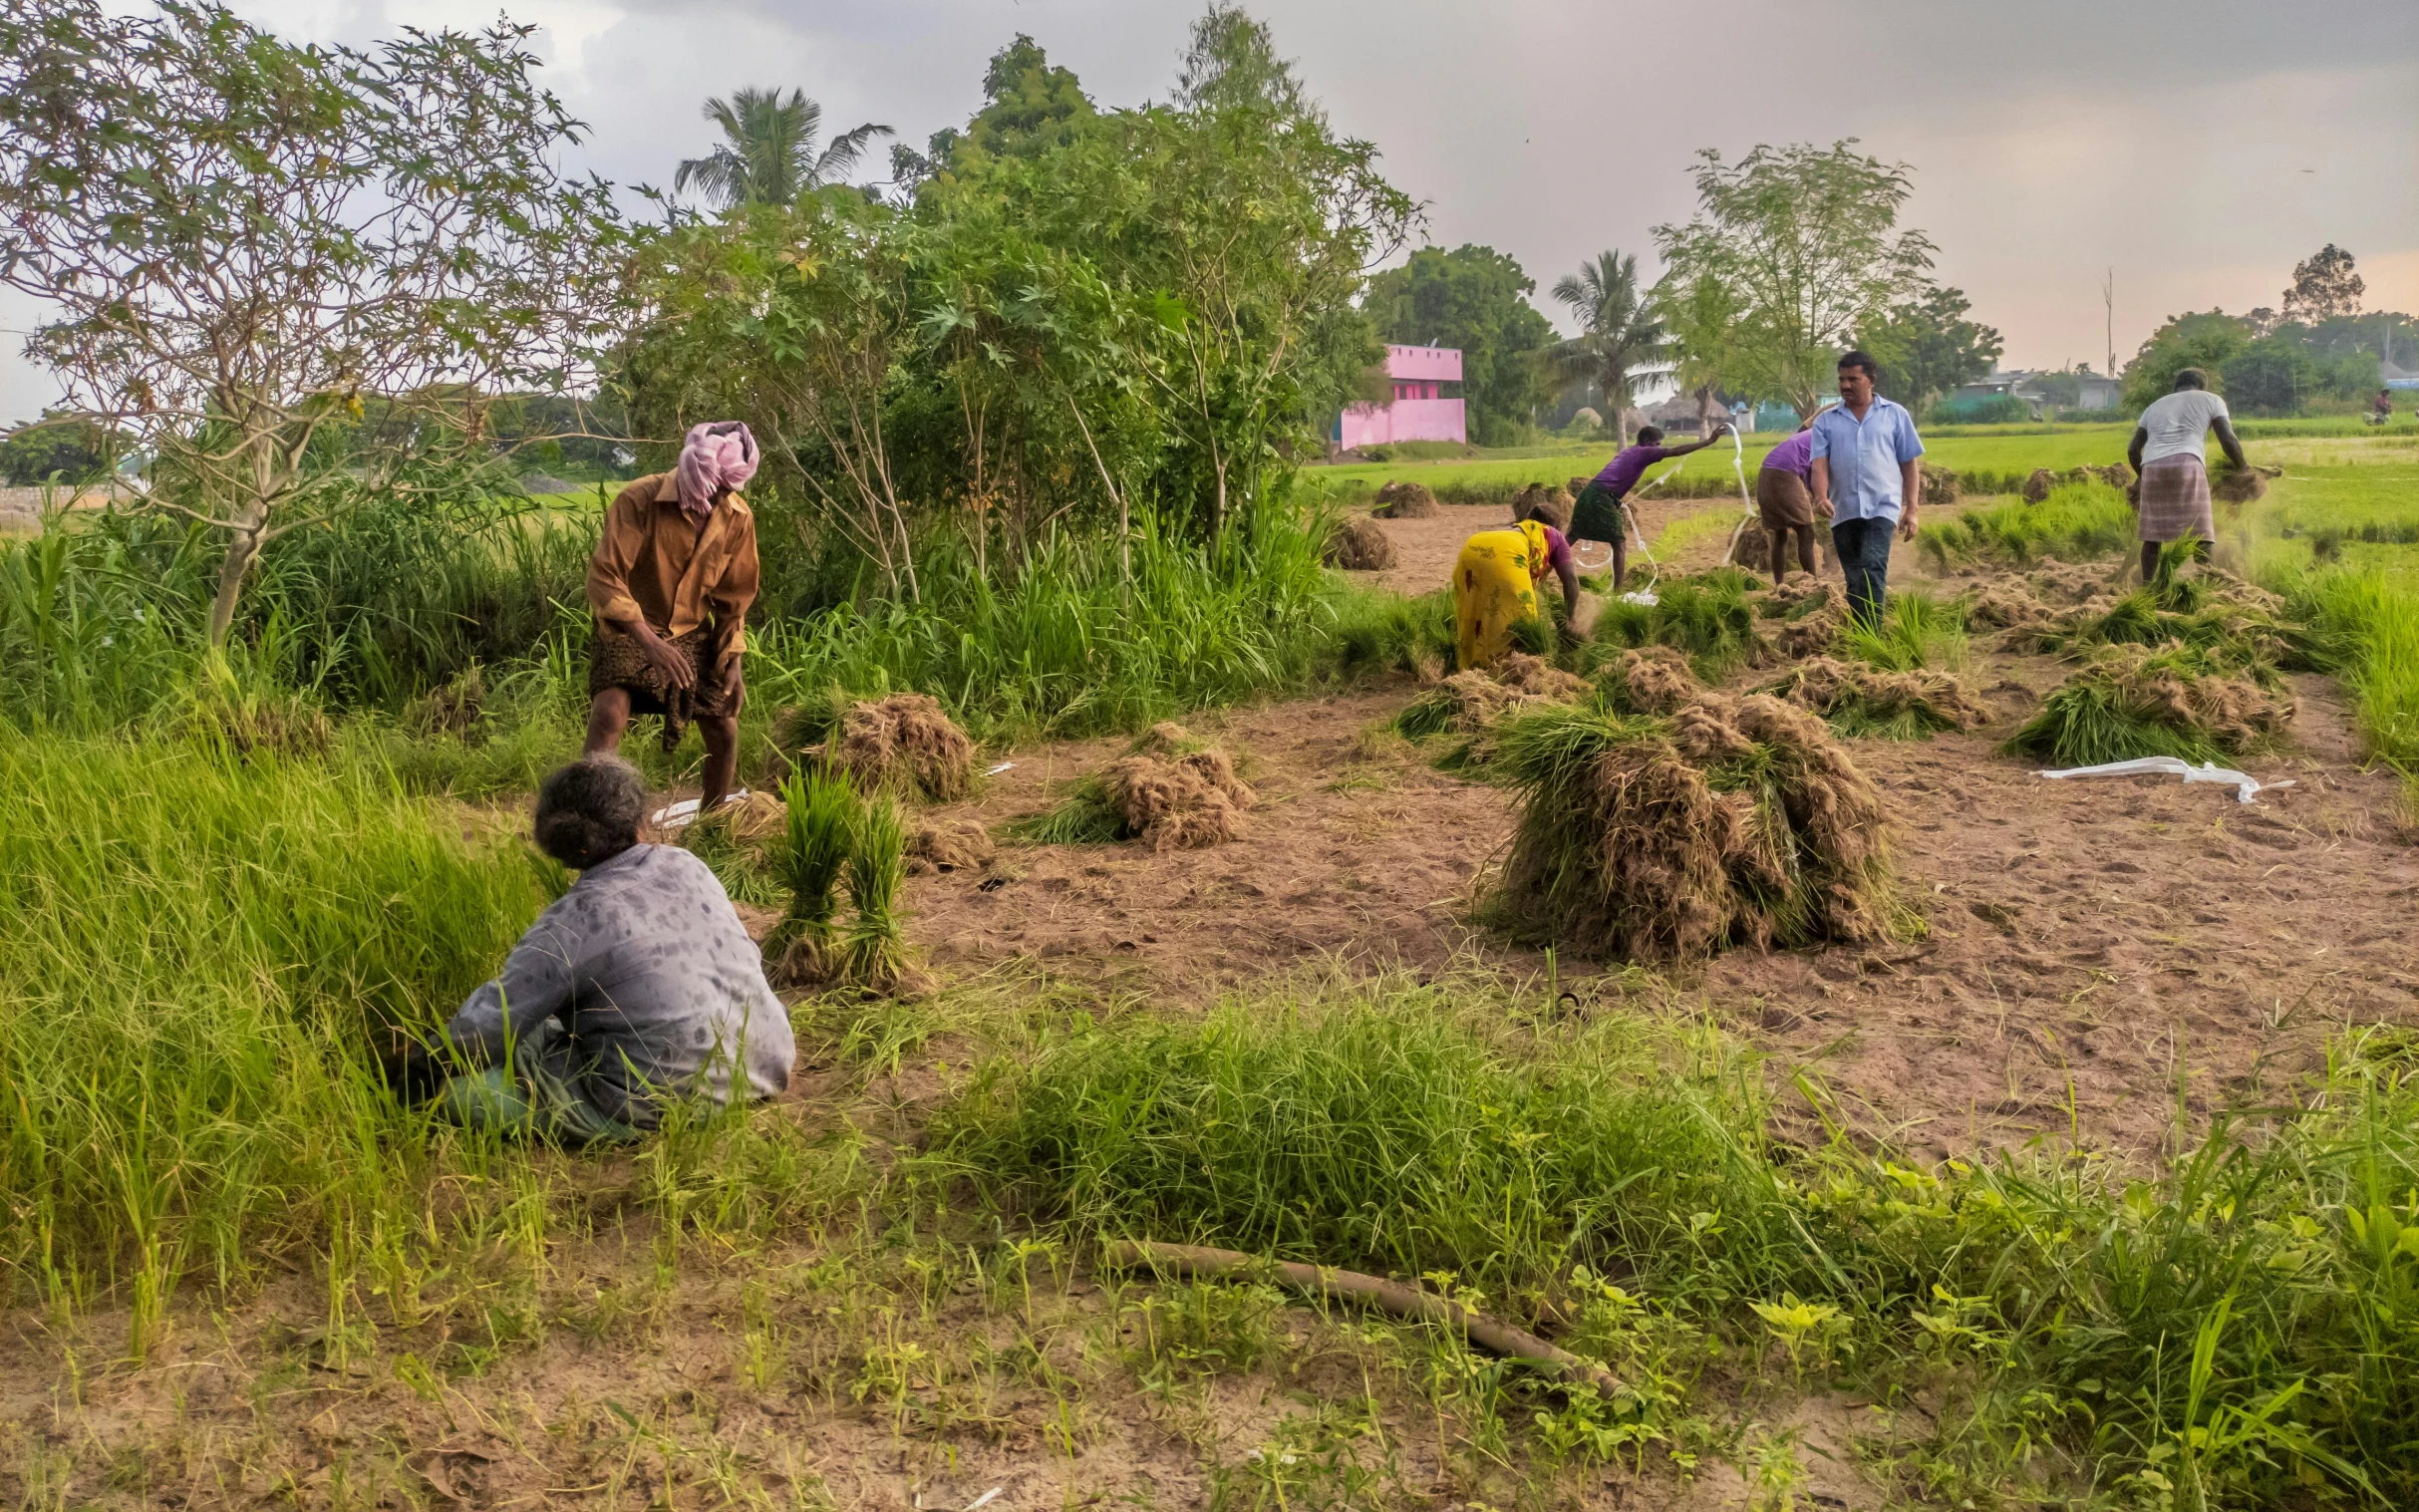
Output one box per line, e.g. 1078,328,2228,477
1953,369,2119,416
2384,359,2419,393
1336,344,1465,449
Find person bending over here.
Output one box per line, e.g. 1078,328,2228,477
1755,407,1833,586
1453,500,1584,671
2127,368,2245,582
586,421,762,815
1808,351,1924,625
1571,423,1732,588
386,756,795,1144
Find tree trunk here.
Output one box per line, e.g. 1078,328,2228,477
1607,366,1630,448
1695,383,1724,440
204,500,271,651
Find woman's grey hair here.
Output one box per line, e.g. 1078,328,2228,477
533,756,646,868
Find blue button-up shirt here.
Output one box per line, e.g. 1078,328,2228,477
1808,397,1925,523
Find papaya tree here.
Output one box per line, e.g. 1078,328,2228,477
0,0,623,649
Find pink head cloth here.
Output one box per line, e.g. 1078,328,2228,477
673,421,759,520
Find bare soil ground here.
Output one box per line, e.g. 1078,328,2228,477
864,528,2417,1161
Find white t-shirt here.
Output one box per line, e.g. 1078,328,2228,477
2139,389,2231,465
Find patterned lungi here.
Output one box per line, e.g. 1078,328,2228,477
2136,456,2215,544
588,627,736,752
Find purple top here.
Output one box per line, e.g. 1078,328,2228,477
1539,524,1572,574
1590,445,1674,497
1760,431,1814,480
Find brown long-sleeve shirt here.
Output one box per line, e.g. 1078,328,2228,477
585,473,760,666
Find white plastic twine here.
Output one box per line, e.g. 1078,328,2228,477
1718,422,1755,567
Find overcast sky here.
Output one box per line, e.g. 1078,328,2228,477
5,0,2414,422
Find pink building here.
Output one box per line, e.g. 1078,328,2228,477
1336,344,1466,450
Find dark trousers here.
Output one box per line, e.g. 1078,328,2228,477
1830,516,1895,625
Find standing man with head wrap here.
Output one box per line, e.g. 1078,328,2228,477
585,422,762,815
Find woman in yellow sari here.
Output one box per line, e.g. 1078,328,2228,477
1454,504,1583,669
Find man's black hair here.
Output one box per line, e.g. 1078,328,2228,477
2174,368,2208,391
1837,350,1880,381
1637,425,1664,446
533,756,646,869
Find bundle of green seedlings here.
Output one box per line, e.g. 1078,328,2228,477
1753,579,1844,659
1757,656,1989,740
2020,562,2333,672
1331,585,1456,682
1583,568,1773,677
1489,691,1899,961
762,763,916,992
1393,652,1591,739
1009,723,1256,850
2003,641,2295,767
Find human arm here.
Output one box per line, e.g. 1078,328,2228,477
2212,416,2247,472
1893,413,1925,541
1808,455,1832,518
433,909,584,1073
2128,426,2148,474
706,505,760,685
1668,426,1733,458
588,488,697,689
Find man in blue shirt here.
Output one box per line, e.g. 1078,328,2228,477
1808,350,1925,624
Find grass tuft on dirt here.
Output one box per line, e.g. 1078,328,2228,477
2003,643,2295,766
1489,693,1899,961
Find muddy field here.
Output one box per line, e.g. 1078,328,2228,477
842,506,2419,1160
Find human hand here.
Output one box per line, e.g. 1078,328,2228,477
1897,507,1920,542
642,631,697,691
1813,493,1834,520
722,657,745,706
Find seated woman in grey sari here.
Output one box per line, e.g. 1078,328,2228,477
386,756,794,1144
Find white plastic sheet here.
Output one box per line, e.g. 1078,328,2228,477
648,788,753,831
2034,756,2294,805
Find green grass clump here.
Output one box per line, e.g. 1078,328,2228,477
0,733,547,1306
2286,568,2419,780
1331,585,1456,680
1917,480,2136,569
931,977,2419,1504
1583,570,1769,679
931,982,1769,1304
2003,644,2292,766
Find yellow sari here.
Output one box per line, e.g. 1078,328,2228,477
1454,520,1555,670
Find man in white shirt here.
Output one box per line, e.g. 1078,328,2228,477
2126,369,2247,582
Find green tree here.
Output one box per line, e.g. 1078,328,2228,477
1364,245,1553,445
2281,244,2363,324
1858,285,2003,412
2120,311,2253,411
2222,338,2322,416
1653,141,1936,420
893,35,1096,188
1543,251,1669,447
0,411,129,487
0,0,623,649
673,88,891,208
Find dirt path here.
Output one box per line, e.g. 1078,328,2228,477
864,542,2418,1159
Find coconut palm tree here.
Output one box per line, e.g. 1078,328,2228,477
1543,251,1670,447
673,88,893,208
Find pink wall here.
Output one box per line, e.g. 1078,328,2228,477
1337,397,1466,450
1384,344,1461,383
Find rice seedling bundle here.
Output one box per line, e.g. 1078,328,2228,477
842,794,912,991
1760,656,1989,740
1585,569,1771,676
1322,513,1395,570
764,764,859,987
1094,748,1256,850
1493,693,1897,962
1371,480,1438,518
2003,644,2294,767
1394,652,1590,739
